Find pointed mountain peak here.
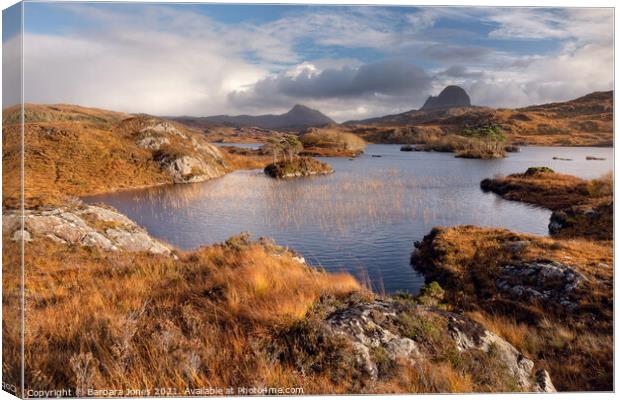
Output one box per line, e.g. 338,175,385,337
421,85,471,110
288,104,314,113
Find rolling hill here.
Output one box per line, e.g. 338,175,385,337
2,104,227,208
171,104,335,131
344,89,613,146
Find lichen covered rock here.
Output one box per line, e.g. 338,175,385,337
280,296,554,392
121,116,227,184
3,204,172,255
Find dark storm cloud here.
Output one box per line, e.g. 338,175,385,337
229,60,433,108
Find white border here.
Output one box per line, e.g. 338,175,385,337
0,1,616,400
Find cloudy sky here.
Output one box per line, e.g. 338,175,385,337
2,3,614,121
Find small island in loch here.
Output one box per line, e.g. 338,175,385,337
264,157,334,179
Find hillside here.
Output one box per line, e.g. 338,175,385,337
171,104,335,131
2,104,227,208
344,90,613,147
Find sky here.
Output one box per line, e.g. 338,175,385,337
2,3,614,121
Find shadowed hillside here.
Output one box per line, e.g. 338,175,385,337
172,104,335,131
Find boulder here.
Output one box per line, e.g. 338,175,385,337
105,228,171,255
163,155,224,183
121,116,227,184
137,136,170,151
549,200,612,240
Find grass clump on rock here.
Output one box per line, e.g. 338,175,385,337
264,156,334,179
525,166,555,175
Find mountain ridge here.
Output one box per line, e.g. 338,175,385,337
171,104,335,131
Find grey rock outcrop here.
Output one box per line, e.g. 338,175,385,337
496,260,587,311
122,117,227,184
163,155,224,183
320,298,554,392
137,136,170,151
3,205,172,255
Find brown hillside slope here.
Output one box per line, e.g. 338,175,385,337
2,104,227,208
344,91,612,146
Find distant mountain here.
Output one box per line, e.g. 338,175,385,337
342,90,612,147
345,85,476,125
172,104,336,131
421,85,471,110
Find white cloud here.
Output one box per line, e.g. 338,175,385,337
17,5,614,121
23,31,267,116
465,41,613,108
486,7,613,43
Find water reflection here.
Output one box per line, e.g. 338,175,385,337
85,145,613,294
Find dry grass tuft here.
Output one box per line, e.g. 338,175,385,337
3,233,363,394
411,225,613,391
300,127,366,156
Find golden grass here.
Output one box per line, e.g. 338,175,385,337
300,127,366,156
219,147,273,170
412,225,613,391
2,233,363,394
481,170,613,240
481,170,607,210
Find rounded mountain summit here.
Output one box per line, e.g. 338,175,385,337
421,85,471,110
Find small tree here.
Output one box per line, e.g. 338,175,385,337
281,134,303,161
462,123,506,156
262,135,303,163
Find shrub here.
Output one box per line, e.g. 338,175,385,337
416,281,445,307
525,166,555,175
260,134,304,162
587,172,613,197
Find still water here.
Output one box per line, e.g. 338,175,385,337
85,145,613,294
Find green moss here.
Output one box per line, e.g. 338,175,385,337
416,281,446,307
370,346,396,378
398,313,441,342
525,166,555,175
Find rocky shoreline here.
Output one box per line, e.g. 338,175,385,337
409,167,613,391
4,198,563,393
3,203,172,255
480,167,612,240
